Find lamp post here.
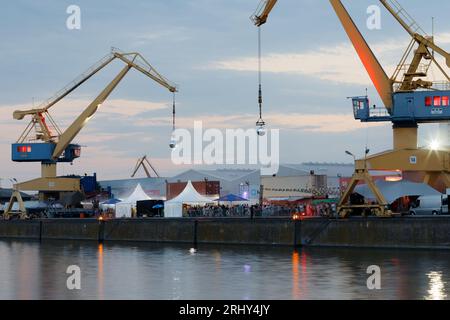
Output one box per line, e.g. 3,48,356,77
345,150,356,163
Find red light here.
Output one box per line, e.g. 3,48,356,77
442,96,449,106
434,96,441,107
425,96,432,107
17,145,32,153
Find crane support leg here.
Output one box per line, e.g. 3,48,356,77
339,148,450,217
3,190,27,220
338,163,391,218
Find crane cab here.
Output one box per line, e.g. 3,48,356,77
12,143,81,163
352,91,450,123
351,96,391,122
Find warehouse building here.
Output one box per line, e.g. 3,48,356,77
167,168,261,204
261,163,355,200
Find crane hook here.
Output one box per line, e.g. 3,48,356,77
169,92,177,149
256,26,266,137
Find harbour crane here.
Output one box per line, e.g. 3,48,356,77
131,155,160,178
330,0,450,217
4,48,177,219
250,0,449,217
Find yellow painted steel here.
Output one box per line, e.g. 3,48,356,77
251,0,278,27
393,127,418,150
329,0,393,111
131,155,160,178
3,191,27,220
330,0,450,216
52,65,132,158
338,166,391,218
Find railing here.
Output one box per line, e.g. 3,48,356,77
369,107,390,118
432,81,450,91
384,0,427,36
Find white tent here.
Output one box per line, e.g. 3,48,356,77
119,183,152,205
115,184,152,218
164,181,216,217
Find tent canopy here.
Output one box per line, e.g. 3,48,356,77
101,198,122,205
354,180,440,204
119,183,152,204
166,181,215,205
216,194,249,202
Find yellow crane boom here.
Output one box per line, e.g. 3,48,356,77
251,0,278,27
51,50,177,159
329,0,394,111
13,48,178,160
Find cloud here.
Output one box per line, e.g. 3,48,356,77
0,98,169,128
207,38,415,85
131,27,192,46
136,112,386,133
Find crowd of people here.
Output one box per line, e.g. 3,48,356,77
184,202,338,218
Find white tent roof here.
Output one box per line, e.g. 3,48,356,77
119,183,152,204
166,181,216,205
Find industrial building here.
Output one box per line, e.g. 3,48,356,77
261,163,354,200
98,164,355,205
167,169,261,204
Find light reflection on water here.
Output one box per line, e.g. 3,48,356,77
425,271,447,300
0,240,449,300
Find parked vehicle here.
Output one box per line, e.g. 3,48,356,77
410,194,448,216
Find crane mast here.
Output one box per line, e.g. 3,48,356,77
379,0,450,92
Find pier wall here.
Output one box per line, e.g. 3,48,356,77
0,217,449,249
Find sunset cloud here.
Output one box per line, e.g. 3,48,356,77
208,39,414,85
136,112,386,133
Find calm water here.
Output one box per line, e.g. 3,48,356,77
0,240,449,300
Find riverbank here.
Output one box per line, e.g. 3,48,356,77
0,217,449,249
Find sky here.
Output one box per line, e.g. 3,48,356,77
1,0,450,186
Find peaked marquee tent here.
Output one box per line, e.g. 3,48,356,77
119,183,152,204
115,184,152,218
164,181,216,218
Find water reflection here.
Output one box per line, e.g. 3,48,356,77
425,271,447,300
97,244,104,300
0,240,449,300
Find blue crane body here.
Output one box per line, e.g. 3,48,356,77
352,91,450,123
